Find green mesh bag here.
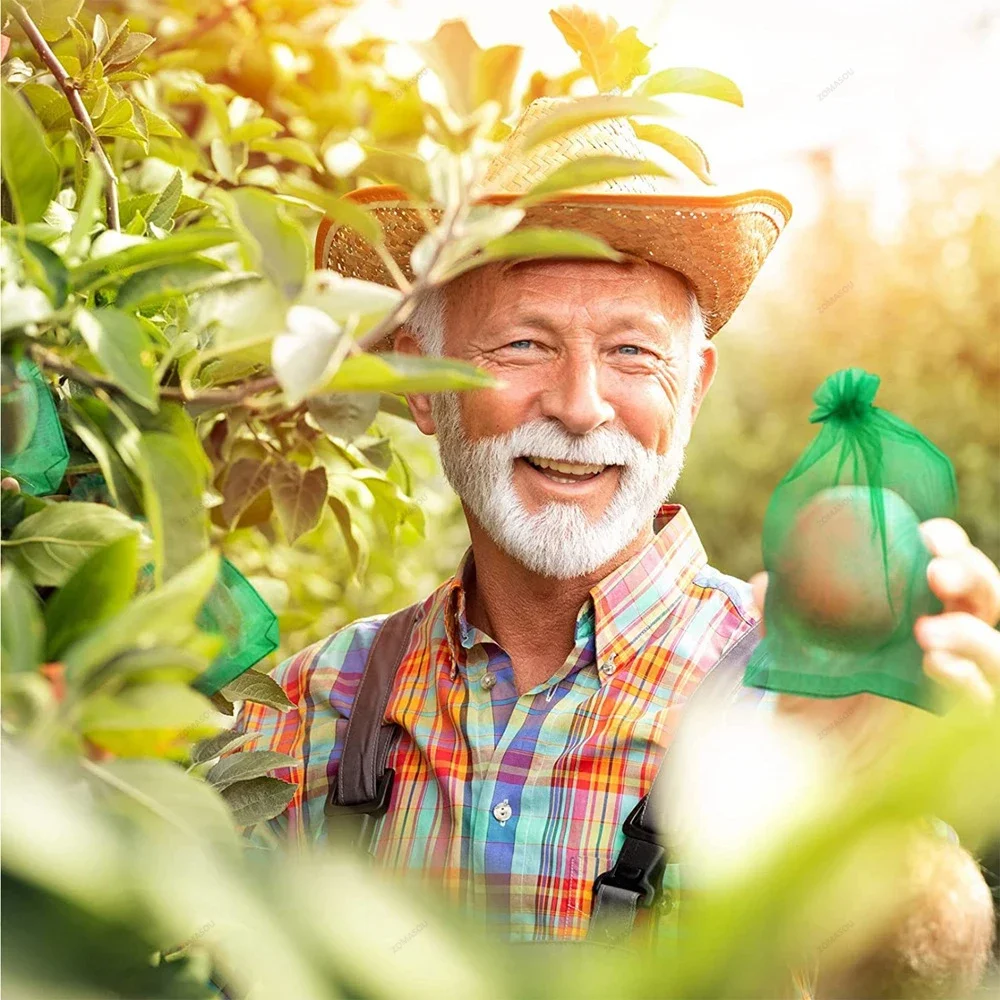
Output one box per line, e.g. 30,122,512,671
1,358,69,495
193,557,280,696
743,368,958,711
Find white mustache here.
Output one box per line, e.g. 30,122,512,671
493,419,653,468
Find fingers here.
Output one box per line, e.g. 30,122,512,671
920,519,1000,626
926,550,1000,625
915,611,1000,703
920,518,970,557
922,649,995,707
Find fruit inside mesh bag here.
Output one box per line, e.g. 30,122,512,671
743,368,958,710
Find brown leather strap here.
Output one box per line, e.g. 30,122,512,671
332,603,421,809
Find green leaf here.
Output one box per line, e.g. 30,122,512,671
69,227,236,290
0,84,59,224
136,431,209,583
22,0,85,41
114,258,227,310
63,396,143,516
206,749,299,790
250,136,322,170
80,683,221,759
630,123,713,184
147,169,183,228
307,393,380,442
297,269,403,324
268,461,327,543
280,177,384,247
520,154,670,202
210,138,248,183
271,304,349,406
520,94,674,149
327,495,367,575
323,352,496,394
220,775,296,827
225,188,309,300
74,307,159,411
359,146,431,201
437,226,623,284
101,645,208,688
378,393,414,421
218,668,294,710
10,237,69,306
43,533,139,661
138,105,183,139
549,7,651,92
66,155,106,260
414,20,480,116
635,66,744,106
229,118,283,144
190,728,256,764
5,502,142,588
62,550,220,683
1,565,44,674
93,758,237,848
359,436,393,471
474,44,523,115
103,32,153,71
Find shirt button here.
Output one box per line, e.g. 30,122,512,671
600,651,617,676
492,798,513,826
481,672,497,691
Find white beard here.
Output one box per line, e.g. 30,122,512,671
431,395,692,580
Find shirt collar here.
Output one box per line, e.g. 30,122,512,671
440,504,708,683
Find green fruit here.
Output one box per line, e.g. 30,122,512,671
775,485,928,652
1,358,41,458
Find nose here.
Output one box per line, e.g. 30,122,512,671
539,352,615,435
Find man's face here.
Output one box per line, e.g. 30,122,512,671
401,259,717,578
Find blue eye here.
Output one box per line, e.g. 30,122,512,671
509,339,533,349
617,345,641,356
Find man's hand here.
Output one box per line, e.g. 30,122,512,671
750,518,1000,997
749,517,1000,765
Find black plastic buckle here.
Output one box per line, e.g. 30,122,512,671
324,769,395,851
592,797,667,909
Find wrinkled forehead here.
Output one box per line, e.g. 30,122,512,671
445,256,696,325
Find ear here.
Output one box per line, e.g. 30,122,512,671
680,340,718,447
392,325,436,436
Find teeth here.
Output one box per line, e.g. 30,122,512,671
526,456,606,475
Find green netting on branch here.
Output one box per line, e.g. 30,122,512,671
1,358,69,495
193,557,280,696
743,368,958,711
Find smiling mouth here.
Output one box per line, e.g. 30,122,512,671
522,455,612,485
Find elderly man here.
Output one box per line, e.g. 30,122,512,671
234,99,999,990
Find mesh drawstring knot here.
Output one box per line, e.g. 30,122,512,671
809,367,880,424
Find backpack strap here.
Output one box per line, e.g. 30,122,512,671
588,622,763,945
324,603,421,851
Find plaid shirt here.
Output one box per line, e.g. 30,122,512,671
233,503,762,941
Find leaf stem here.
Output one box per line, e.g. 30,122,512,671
10,2,121,231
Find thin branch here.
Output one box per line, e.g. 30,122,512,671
30,343,279,408
355,199,465,351
10,2,120,231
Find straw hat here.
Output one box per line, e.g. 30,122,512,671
315,97,792,339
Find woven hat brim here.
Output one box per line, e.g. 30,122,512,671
315,185,792,340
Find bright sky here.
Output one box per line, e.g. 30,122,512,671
338,0,1000,244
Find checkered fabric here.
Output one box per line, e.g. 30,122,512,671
231,503,763,940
